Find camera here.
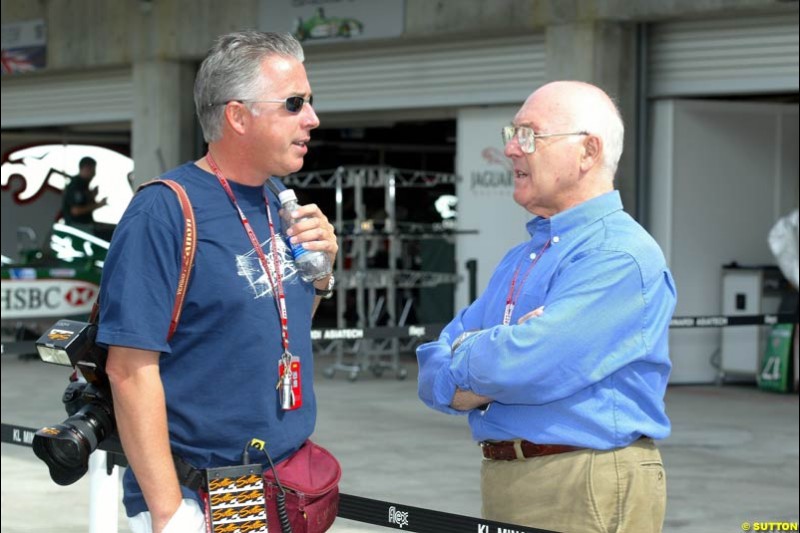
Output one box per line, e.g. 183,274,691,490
32,319,124,486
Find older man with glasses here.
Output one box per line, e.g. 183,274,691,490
417,81,676,533
98,31,337,533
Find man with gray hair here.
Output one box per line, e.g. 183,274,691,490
98,31,337,532
417,81,676,533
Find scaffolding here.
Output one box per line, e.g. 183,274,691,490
283,166,461,381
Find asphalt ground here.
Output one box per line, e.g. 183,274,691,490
2,349,798,533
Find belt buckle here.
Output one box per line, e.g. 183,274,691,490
479,441,495,459
479,441,488,455
480,440,516,461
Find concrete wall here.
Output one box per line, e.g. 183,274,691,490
0,0,258,68
1,0,794,197
2,0,788,70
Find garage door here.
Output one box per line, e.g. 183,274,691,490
1,68,133,128
648,12,799,97
306,35,546,112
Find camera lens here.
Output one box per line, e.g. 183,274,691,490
40,430,87,465
32,401,115,486
33,425,91,486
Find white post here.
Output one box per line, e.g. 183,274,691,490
88,451,120,533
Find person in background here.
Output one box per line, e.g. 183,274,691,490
61,156,106,228
98,31,337,533
417,80,677,533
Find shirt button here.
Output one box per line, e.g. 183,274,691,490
529,252,537,260
552,236,560,243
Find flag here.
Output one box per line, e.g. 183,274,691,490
1,46,46,75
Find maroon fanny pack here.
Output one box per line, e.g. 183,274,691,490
263,440,342,533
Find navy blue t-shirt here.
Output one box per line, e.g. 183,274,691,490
96,162,316,516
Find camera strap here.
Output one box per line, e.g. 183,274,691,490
87,179,206,493
90,179,197,341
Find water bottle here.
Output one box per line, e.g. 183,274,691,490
278,188,332,282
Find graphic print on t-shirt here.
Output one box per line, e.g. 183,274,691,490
235,235,298,298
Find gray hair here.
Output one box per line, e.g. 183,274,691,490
594,99,624,177
194,31,305,142
569,92,624,178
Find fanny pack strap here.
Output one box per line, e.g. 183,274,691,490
173,453,206,492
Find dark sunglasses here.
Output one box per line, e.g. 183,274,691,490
209,95,313,114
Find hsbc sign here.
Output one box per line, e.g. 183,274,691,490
0,279,99,319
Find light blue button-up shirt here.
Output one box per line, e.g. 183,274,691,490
417,191,676,449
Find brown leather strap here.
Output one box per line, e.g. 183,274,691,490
91,179,196,342
136,179,197,341
480,439,583,460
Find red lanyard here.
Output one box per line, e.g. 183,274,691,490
205,153,291,355
503,239,551,326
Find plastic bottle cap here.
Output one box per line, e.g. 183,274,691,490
278,189,298,204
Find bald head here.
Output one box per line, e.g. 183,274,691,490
524,81,624,178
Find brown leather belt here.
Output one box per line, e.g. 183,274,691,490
480,439,583,460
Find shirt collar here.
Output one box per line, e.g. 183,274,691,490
525,190,624,238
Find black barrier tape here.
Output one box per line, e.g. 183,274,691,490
3,313,798,357
2,424,556,533
668,313,797,328
308,313,798,337
339,493,557,533
309,324,445,341
1,423,37,447
1,341,39,356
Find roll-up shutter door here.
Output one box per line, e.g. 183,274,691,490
1,68,133,128
306,35,545,112
648,12,799,97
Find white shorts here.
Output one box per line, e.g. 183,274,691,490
128,498,206,533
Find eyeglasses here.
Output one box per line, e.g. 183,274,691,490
502,125,589,154
209,95,314,114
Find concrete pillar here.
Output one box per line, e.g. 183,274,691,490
545,21,639,215
131,60,196,186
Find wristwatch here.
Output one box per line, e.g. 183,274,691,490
314,275,335,299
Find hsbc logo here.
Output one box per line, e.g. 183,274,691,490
1,279,99,319
65,286,96,306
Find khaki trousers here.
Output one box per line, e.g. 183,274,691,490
481,438,666,533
